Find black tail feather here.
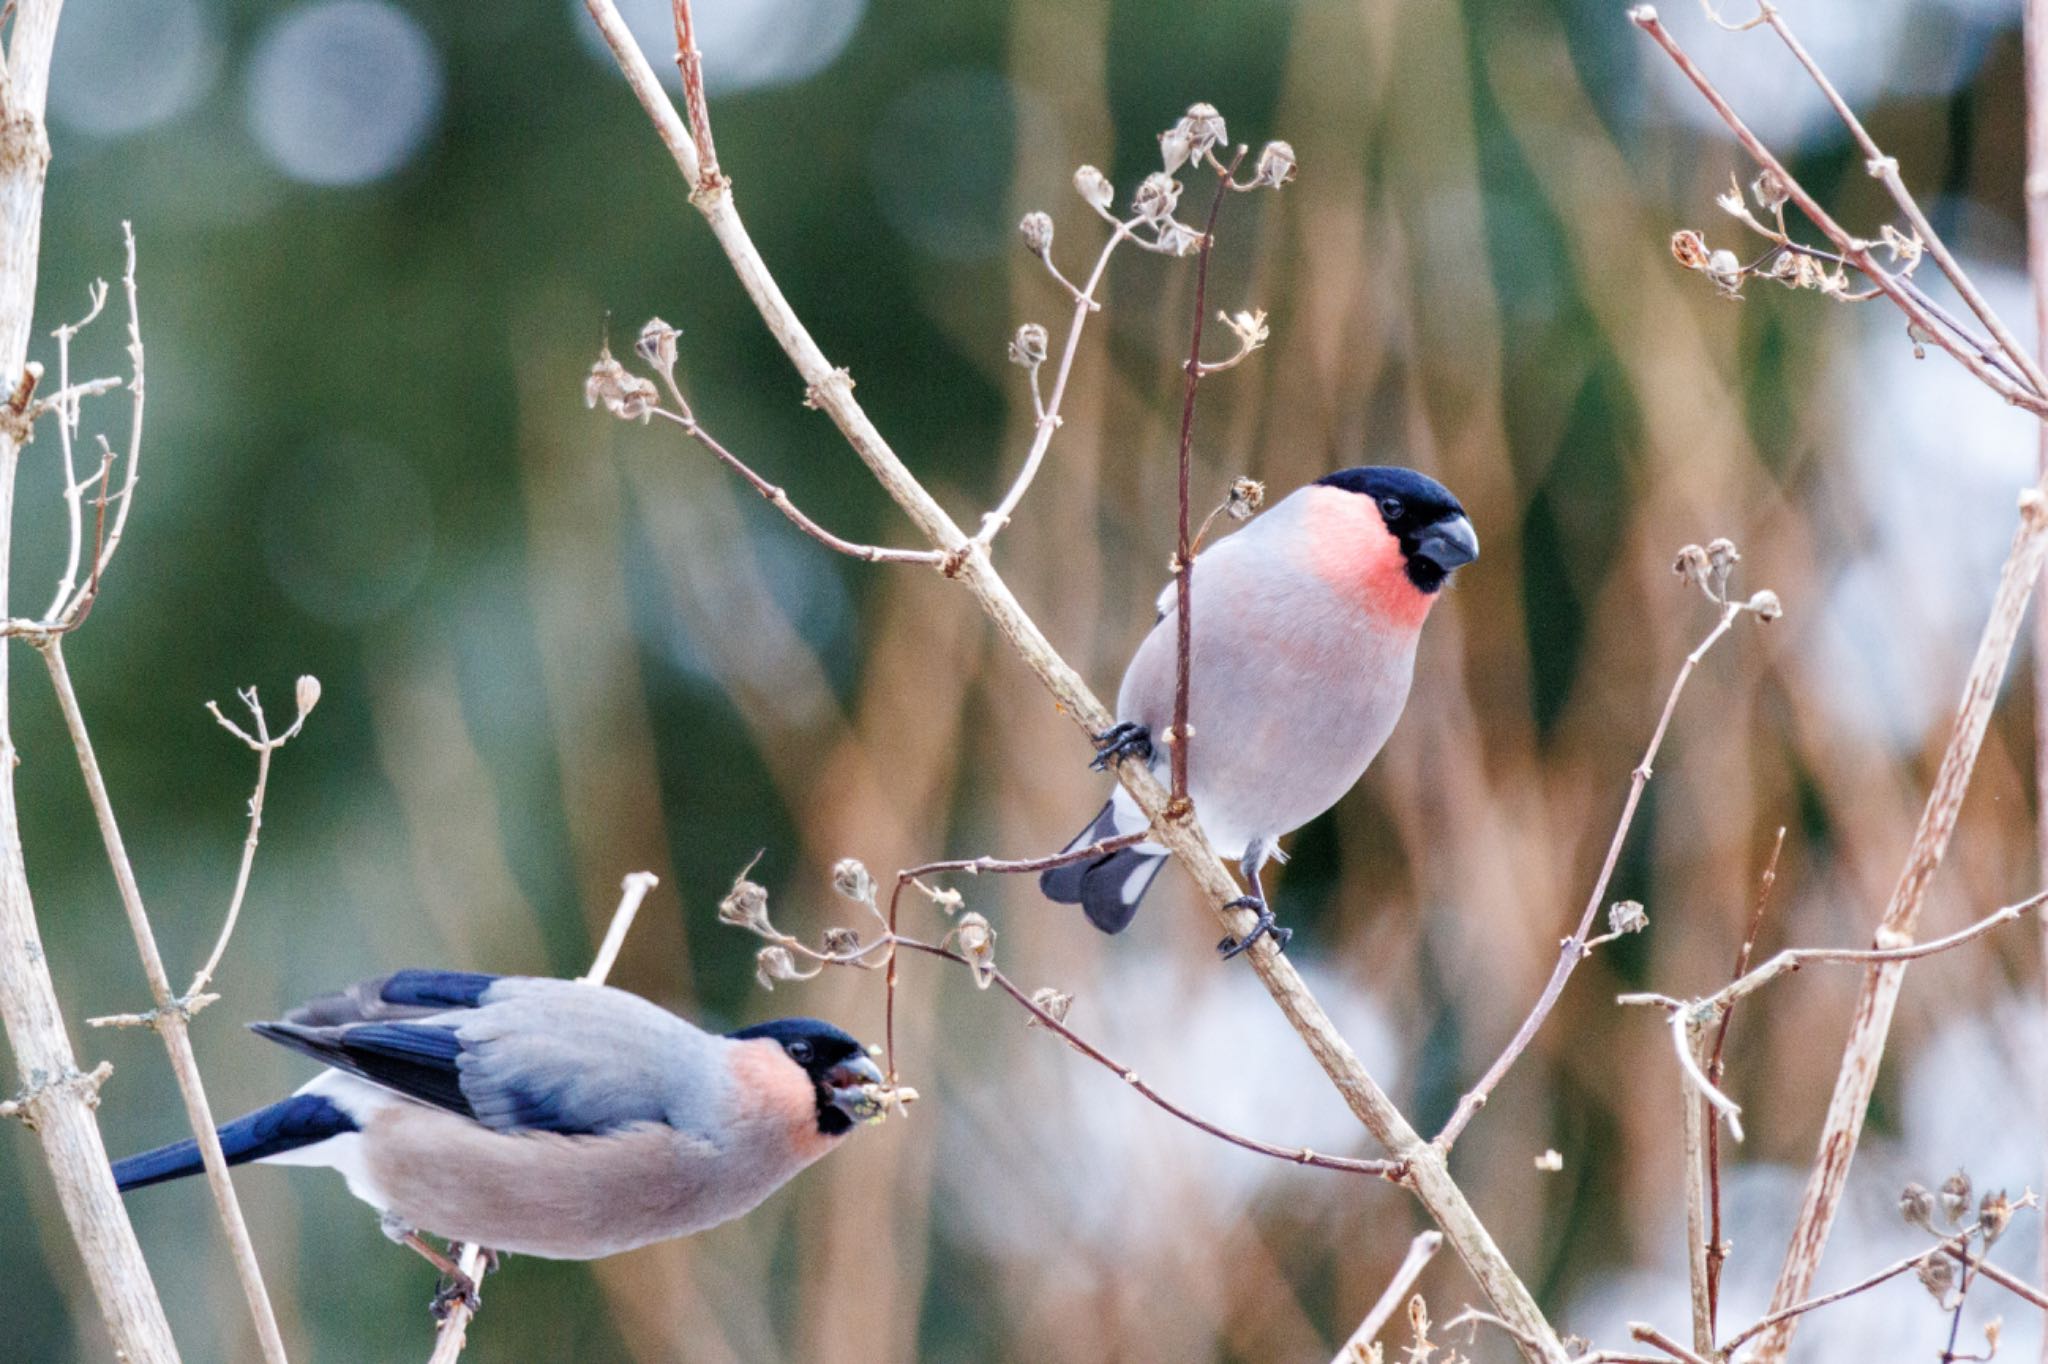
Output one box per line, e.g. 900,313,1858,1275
112,1094,357,1192
1039,803,1168,934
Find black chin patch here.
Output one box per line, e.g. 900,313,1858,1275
816,1100,854,1137
1406,557,1448,594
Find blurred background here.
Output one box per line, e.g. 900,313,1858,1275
2,0,2045,1358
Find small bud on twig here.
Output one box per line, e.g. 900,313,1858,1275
1750,167,1791,213
1132,172,1182,226
1916,1251,1956,1307
1073,165,1113,211
1253,139,1296,188
1226,477,1265,521
1017,211,1054,256
1980,1189,2013,1245
1899,1181,1937,1231
1671,230,1711,271
1027,986,1074,1026
585,351,659,423
719,868,774,937
1939,1170,1973,1228
294,674,322,719
1009,323,1048,369
635,317,680,377
1744,589,1782,621
953,912,996,990
831,858,875,906
1608,900,1648,936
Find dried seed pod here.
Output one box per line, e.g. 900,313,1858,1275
1254,139,1296,188
1018,210,1054,256
1009,323,1049,368
831,858,875,905
1132,171,1183,226
1073,164,1113,210
1899,1182,1937,1232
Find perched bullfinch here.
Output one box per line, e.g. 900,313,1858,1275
111,971,883,1301
1041,467,1477,957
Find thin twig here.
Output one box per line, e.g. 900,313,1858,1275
1679,1014,1713,1355
1436,595,1746,1151
186,682,316,1000
38,637,287,1362
888,937,1401,1180
1628,1323,1712,1364
1720,1230,1978,1352
1167,150,1244,809
426,870,660,1362
643,373,942,566
1329,1230,1444,1363
1707,828,1784,1332
974,220,1134,546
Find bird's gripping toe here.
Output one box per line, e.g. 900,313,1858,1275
1089,721,1153,771
1217,896,1291,960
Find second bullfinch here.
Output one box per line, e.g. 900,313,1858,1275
110,970,883,1304
1041,466,1477,957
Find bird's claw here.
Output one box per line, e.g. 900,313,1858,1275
430,1271,482,1321
1089,722,1153,771
1217,896,1291,960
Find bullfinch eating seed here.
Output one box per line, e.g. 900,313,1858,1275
1041,467,1477,958
111,971,884,1308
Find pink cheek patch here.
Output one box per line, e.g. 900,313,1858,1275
1304,488,1434,629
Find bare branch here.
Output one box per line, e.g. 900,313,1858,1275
1329,1230,1444,1363
1437,574,1766,1151
37,638,287,1361
427,870,662,1361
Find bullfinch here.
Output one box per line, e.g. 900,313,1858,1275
110,971,883,1301
1041,467,1477,957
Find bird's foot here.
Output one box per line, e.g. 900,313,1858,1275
478,1247,503,1277
1217,896,1292,960
1090,722,1153,771
430,1269,482,1321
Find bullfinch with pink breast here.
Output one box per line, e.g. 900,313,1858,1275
1041,467,1477,958
110,970,883,1306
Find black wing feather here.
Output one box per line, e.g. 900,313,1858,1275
250,1019,477,1121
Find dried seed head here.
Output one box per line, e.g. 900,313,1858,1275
821,925,863,957
1132,171,1183,226
1671,229,1711,271
1158,124,1193,176
1220,308,1270,355
1009,323,1049,368
1673,543,1711,589
1750,167,1791,213
1899,1181,1937,1231
1254,139,1296,188
1745,589,1782,621
1018,210,1054,256
1608,900,1648,936
1155,221,1204,257
1226,476,1266,521
636,317,680,376
831,858,875,905
719,873,774,937
584,352,659,422
1181,102,1227,160
1073,164,1114,211
1028,986,1074,1026
755,946,797,991
294,674,322,718
1940,1170,1974,1228
954,911,996,989
1980,1188,2014,1245
1916,1251,1956,1306
1706,249,1744,296
923,884,964,916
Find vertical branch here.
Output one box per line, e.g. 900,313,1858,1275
2027,0,2048,1349
1753,496,2048,1361
1168,156,1241,808
1680,1018,1713,1358
0,3,182,1357
426,871,659,1363
40,640,288,1362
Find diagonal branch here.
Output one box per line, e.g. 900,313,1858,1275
581,4,1566,1354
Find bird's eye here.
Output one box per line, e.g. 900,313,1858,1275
1378,496,1404,521
787,1041,813,1064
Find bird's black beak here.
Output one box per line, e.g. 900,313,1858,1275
1414,514,1479,576
824,1053,886,1121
